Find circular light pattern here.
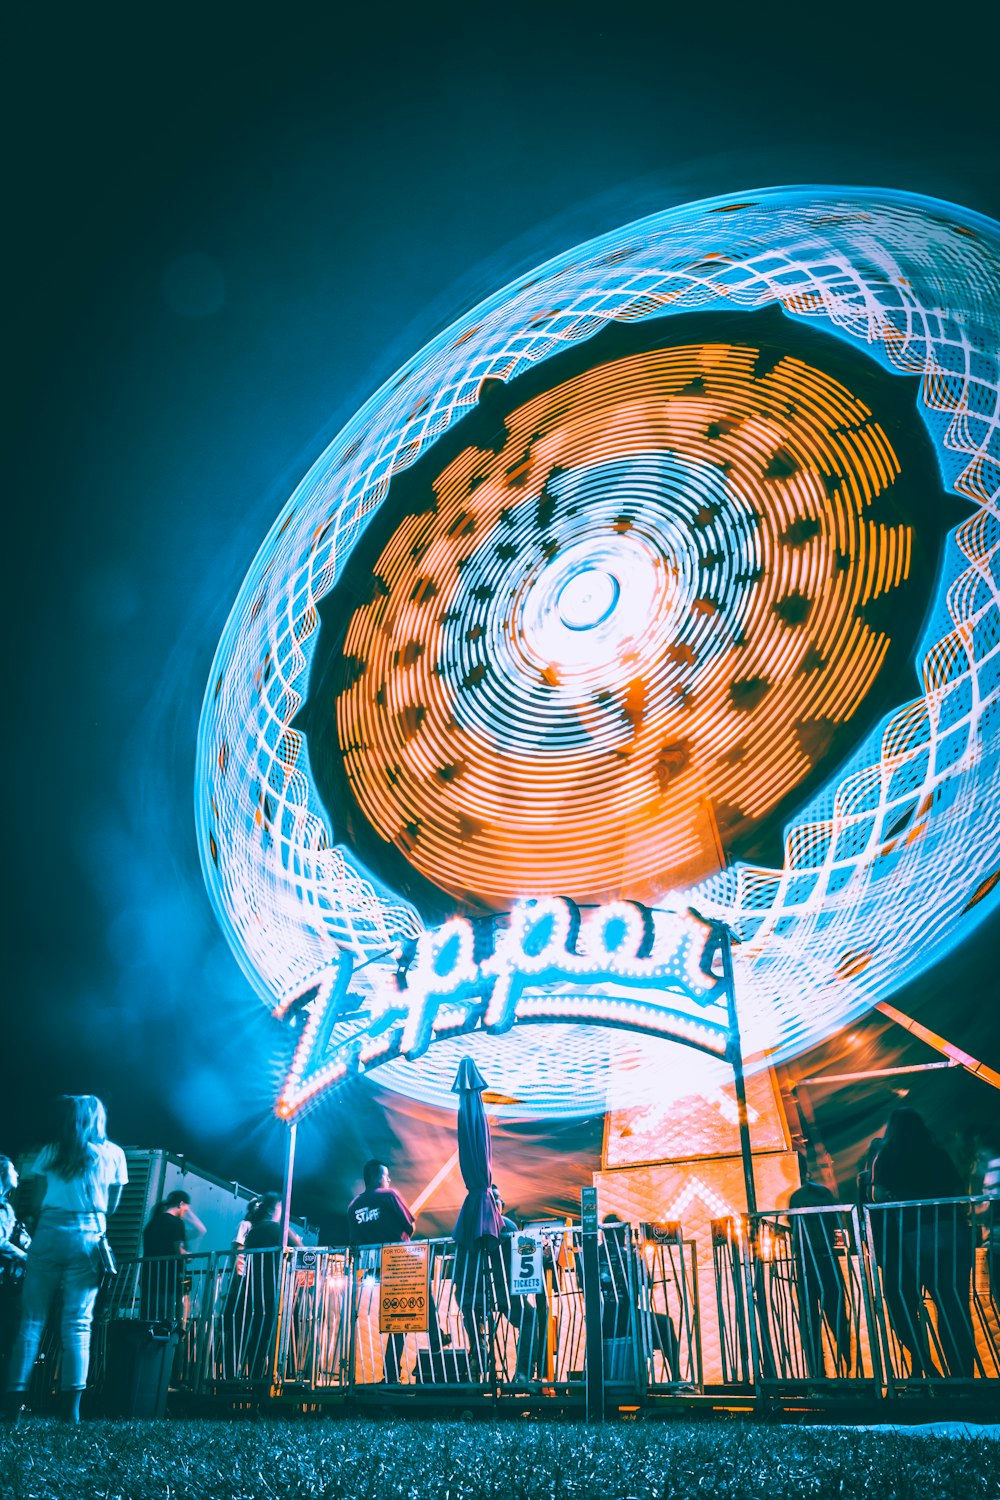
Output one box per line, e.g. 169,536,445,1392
557,570,619,630
326,340,914,911
196,188,1000,1117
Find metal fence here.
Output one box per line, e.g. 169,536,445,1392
715,1197,999,1395
12,1197,998,1409
314,1225,699,1394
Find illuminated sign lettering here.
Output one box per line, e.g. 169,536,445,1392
276,899,728,1118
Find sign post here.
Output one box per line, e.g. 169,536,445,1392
280,1120,297,1252
510,1229,546,1297
716,924,758,1219
581,1186,603,1423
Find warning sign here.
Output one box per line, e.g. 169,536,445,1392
379,1242,429,1333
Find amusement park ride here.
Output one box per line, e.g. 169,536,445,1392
195,187,999,1256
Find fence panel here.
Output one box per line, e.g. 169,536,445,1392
863,1197,999,1387
273,1247,350,1388
346,1235,560,1390
744,1208,879,1390
711,1218,752,1387
636,1225,700,1389
11,1195,997,1409
198,1247,284,1390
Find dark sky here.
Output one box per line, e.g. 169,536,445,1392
6,4,999,1234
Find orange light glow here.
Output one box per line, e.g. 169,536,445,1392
335,343,909,910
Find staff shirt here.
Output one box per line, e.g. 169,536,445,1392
346,1186,414,1245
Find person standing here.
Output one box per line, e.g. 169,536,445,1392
0,1158,29,1393
493,1187,549,1384
453,1182,514,1381
2,1096,127,1423
788,1158,850,1378
858,1134,932,1378
242,1192,301,1382
346,1161,415,1247
873,1106,976,1379
140,1190,206,1324
346,1161,415,1383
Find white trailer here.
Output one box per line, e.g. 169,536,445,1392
106,1148,316,1259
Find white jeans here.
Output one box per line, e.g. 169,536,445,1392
7,1211,103,1392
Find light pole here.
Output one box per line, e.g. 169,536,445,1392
280,1119,297,1252
714,920,758,1218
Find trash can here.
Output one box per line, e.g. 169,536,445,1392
602,1337,637,1384
101,1320,178,1418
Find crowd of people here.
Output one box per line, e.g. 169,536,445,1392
0,1095,997,1417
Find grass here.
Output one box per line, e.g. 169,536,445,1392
1,1416,998,1500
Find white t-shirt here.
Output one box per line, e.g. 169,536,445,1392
34,1141,129,1214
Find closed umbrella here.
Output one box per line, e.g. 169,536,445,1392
452,1057,505,1384
452,1057,503,1247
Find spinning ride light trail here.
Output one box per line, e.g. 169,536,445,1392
324,341,915,910
195,188,1000,1121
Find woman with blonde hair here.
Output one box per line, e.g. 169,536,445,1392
2,1095,127,1422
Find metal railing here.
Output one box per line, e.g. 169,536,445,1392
11,1197,998,1409
740,1207,879,1389
715,1197,999,1396
864,1197,999,1388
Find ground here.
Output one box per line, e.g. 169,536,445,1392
1,1417,998,1500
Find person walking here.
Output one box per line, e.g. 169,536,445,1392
2,1096,127,1422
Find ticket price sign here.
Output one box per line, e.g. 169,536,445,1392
510,1231,545,1296
379,1242,429,1334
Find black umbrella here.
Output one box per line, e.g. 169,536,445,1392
452,1057,503,1247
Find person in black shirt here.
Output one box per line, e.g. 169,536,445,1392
140,1190,206,1324
788,1162,850,1377
242,1193,301,1381
873,1107,976,1378
346,1161,415,1246
347,1161,415,1384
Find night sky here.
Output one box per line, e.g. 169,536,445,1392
6,4,999,1237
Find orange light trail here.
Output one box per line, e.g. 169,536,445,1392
335,342,910,910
